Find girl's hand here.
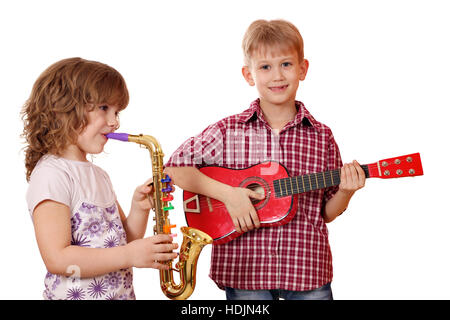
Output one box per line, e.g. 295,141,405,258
126,234,178,270
131,178,175,213
339,160,366,195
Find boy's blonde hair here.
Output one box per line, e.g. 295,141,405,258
242,19,304,66
21,57,129,181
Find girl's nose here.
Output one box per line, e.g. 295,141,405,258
107,113,119,128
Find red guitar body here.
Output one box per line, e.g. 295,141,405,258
183,161,298,245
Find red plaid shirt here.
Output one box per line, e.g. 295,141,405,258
165,99,342,291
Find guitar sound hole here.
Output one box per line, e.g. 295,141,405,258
246,183,265,204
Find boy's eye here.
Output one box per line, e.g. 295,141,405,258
260,65,270,70
282,62,292,67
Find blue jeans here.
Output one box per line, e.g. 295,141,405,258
225,282,333,300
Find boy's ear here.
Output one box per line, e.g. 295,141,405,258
242,66,255,86
299,59,309,81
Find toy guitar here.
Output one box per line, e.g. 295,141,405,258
183,153,423,245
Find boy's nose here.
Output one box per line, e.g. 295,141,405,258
273,67,284,80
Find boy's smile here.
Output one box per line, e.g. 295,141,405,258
269,84,289,92
242,48,308,110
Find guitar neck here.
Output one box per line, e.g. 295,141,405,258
273,165,370,197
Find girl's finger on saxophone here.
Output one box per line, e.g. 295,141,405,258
152,262,171,270
144,177,153,186
155,252,179,264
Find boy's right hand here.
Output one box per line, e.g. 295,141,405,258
126,234,178,270
223,187,264,233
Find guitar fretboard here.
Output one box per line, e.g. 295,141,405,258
273,165,370,197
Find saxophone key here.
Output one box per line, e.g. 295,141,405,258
163,203,174,211
162,194,174,202
163,224,177,234
161,175,171,183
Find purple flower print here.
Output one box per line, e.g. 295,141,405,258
71,233,91,247
88,278,108,299
105,272,122,289
79,202,97,214
66,287,85,300
45,272,60,290
43,284,55,300
123,271,133,289
104,216,122,233
51,275,61,290
106,292,119,300
105,204,116,214
104,236,119,248
71,212,82,233
82,216,104,238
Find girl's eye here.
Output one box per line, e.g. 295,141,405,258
99,105,108,111
260,65,270,70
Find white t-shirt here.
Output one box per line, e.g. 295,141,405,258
26,155,135,300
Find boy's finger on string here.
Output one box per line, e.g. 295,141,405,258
250,209,260,229
340,166,347,185
233,218,242,233
349,163,358,185
244,215,254,231
345,163,354,185
354,160,365,187
239,218,249,233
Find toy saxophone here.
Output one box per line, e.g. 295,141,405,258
106,133,213,300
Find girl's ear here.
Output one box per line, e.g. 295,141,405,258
242,66,255,86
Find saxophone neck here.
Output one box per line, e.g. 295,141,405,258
128,134,165,169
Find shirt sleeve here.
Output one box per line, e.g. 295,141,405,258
26,165,72,218
165,123,224,168
323,131,343,203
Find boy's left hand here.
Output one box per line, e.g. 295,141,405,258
132,177,175,212
339,160,366,195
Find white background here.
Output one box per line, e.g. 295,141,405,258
1,0,449,299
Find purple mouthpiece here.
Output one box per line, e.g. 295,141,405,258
106,132,129,142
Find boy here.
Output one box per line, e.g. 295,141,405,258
165,19,365,300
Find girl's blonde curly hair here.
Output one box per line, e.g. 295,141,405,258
21,57,129,181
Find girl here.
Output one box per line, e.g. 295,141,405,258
22,57,177,300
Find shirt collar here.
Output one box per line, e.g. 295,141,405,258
238,98,319,131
